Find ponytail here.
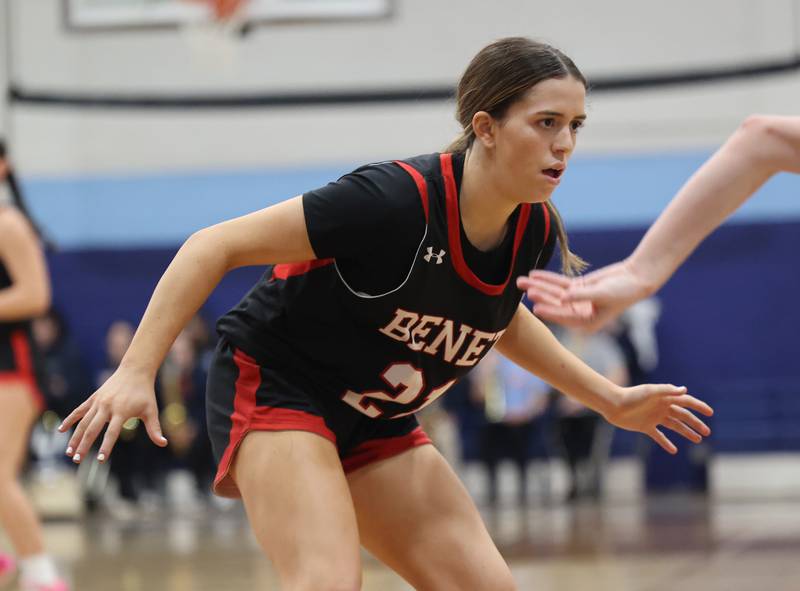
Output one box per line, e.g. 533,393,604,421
1,140,54,250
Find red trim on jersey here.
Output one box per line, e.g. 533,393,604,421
0,331,45,411
212,348,337,498
342,426,432,473
541,203,551,248
394,160,430,222
440,153,532,296
272,259,334,280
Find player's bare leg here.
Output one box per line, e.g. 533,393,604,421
347,444,516,591
0,383,45,557
232,430,362,591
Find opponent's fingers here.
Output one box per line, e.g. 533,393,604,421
72,409,111,464
142,409,168,448
524,285,566,307
649,427,677,454
531,303,594,326
97,416,125,463
524,269,574,288
664,417,702,444
562,282,609,303
668,394,714,417
66,405,98,457
670,405,711,436
581,264,622,283
58,396,95,432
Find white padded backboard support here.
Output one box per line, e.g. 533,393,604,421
64,0,391,29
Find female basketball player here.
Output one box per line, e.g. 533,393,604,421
59,38,713,591
0,142,69,591
518,115,800,331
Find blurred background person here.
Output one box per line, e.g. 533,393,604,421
471,350,551,509
159,323,215,508
31,308,91,422
0,139,69,591
553,326,629,502
89,320,166,519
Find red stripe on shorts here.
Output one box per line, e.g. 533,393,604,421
213,348,336,498
0,331,46,411
341,426,432,473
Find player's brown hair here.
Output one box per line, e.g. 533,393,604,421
446,37,588,275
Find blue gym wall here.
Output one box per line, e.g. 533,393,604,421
23,151,800,458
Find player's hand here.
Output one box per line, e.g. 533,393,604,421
516,259,654,332
57,368,167,464
604,384,713,454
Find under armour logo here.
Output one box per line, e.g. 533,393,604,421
424,247,446,264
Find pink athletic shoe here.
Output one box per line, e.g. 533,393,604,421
19,579,70,591
0,553,16,585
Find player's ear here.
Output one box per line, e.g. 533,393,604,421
472,111,496,149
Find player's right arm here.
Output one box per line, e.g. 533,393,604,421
518,114,800,330
59,196,314,462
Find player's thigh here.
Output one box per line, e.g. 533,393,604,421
232,430,362,591
346,444,516,591
0,382,38,478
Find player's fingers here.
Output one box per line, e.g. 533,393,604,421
97,416,125,463
58,396,94,432
72,409,110,464
668,394,714,417
664,417,702,444
669,405,711,436
142,409,168,448
649,427,677,455
65,405,97,457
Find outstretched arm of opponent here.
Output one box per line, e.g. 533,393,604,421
59,197,315,462
518,115,800,330
495,304,713,454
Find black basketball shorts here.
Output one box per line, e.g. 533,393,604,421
206,338,432,498
0,328,46,411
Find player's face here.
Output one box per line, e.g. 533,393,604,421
494,76,586,203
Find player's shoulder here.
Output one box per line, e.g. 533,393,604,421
0,206,34,243
353,152,442,181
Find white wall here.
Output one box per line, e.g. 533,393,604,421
4,0,800,175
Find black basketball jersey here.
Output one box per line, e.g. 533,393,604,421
218,152,554,419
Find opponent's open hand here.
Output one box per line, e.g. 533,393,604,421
517,260,652,331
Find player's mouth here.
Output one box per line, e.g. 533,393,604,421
542,166,565,185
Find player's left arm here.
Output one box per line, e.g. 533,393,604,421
0,207,51,321
494,304,713,453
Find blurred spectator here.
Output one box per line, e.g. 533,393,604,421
184,312,215,373
93,320,166,518
554,327,629,502
611,298,662,386
159,325,215,497
31,308,91,419
471,351,550,508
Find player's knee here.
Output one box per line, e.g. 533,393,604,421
453,561,516,591
487,567,517,591
284,564,362,591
